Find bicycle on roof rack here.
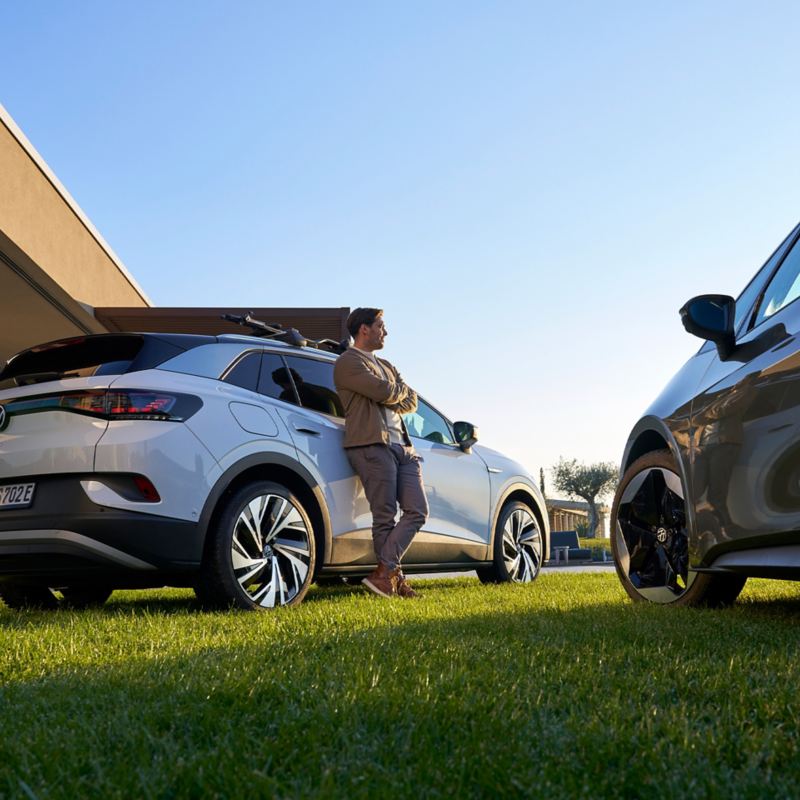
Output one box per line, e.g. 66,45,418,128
221,312,350,354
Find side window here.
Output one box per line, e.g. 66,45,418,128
403,398,454,445
752,238,800,328
736,225,800,334
283,356,344,417
221,352,261,391
258,352,299,404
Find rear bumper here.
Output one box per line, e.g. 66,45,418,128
0,476,202,581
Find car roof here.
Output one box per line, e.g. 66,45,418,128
216,334,339,362
0,331,341,386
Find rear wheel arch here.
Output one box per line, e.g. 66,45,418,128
198,455,331,575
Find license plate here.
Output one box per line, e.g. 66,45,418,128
0,482,36,509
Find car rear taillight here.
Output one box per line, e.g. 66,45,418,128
105,391,179,419
3,390,202,423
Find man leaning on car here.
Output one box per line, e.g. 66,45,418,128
333,308,428,599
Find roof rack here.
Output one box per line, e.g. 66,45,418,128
221,312,350,355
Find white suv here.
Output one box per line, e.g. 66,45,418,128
0,330,548,610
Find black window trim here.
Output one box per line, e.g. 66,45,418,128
275,354,302,408
218,348,265,384
699,221,800,355
741,222,800,337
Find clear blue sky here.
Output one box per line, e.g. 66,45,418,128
3,1,800,484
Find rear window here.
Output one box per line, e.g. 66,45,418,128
222,352,262,392
0,334,209,390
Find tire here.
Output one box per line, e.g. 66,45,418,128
477,501,543,584
196,480,316,610
0,584,58,610
611,449,746,607
57,586,113,609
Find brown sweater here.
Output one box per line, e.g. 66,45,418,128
333,348,418,448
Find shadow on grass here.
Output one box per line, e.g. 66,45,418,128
733,594,800,618
0,578,374,625
0,574,485,626
3,580,800,798
3,572,800,627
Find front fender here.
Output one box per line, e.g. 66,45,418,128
491,480,551,560
619,415,696,547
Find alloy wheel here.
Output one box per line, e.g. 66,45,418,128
614,465,695,603
231,493,312,607
502,507,542,582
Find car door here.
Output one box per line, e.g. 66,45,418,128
690,228,800,563
402,398,491,564
261,354,371,564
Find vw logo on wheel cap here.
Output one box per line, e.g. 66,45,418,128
0,405,6,432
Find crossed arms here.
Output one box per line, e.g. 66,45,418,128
334,355,418,415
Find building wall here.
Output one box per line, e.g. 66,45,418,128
0,103,345,368
549,508,588,534
547,502,610,538
0,108,148,309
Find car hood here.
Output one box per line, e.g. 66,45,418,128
474,444,535,482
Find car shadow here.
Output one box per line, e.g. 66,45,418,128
1,574,799,626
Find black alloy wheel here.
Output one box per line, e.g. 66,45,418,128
612,450,745,607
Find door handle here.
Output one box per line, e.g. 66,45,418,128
293,425,322,436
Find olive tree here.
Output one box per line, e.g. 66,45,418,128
551,458,618,538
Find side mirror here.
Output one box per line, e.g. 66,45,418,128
679,294,736,360
453,421,479,453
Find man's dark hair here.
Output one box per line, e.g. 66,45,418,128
346,307,383,339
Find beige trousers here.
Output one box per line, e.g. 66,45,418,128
346,443,429,569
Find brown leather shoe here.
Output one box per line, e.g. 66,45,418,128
362,563,398,598
396,572,420,599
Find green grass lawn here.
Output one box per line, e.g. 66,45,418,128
2,573,800,799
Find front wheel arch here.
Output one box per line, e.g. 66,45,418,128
489,486,549,560
479,497,544,584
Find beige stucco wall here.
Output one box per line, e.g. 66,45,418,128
0,112,148,309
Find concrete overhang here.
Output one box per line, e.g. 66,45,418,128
95,307,350,342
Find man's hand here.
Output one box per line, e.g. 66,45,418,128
386,386,418,415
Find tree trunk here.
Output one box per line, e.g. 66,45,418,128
587,500,599,539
